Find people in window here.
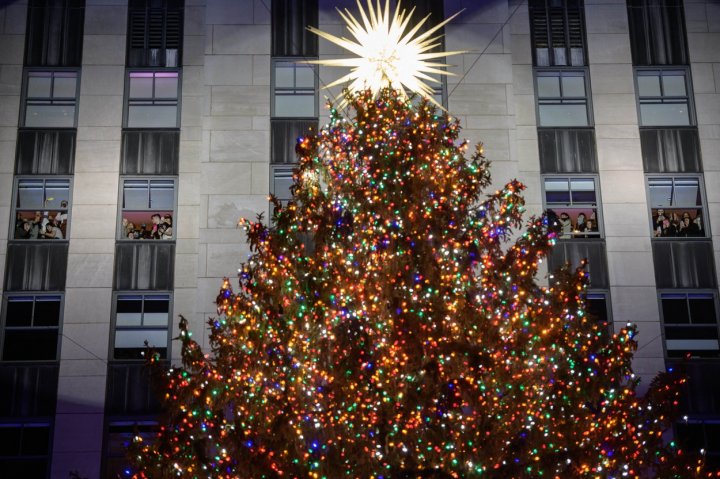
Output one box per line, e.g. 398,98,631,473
652,209,704,237
161,214,173,240
575,212,587,235
42,223,63,239
559,212,573,238
121,214,174,240
15,221,32,239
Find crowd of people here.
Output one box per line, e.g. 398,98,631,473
122,214,173,240
551,209,600,238
14,201,68,240
653,209,703,237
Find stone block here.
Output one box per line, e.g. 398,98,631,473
0,35,24,64
51,413,104,455
78,95,123,127
513,93,537,127
0,64,22,95
83,4,127,35
599,169,647,203
71,172,119,205
201,162,252,194
77,126,122,141
464,53,513,84
56,376,107,413
595,124,640,139
596,138,642,171
586,34,633,64
444,83,508,115
512,64,533,94
58,322,111,361
254,0,271,24
210,129,269,162
63,288,113,324
510,34,532,65
607,251,657,286
174,253,199,288
585,4,628,33
65,253,115,288
689,33,720,62
709,1,720,33
177,204,200,239
253,54,270,86
0,95,19,127
79,65,125,96
82,35,126,65
74,140,121,173
69,204,118,239
695,93,720,124
207,194,268,228
58,358,107,377
0,173,12,206
206,242,251,276
211,85,270,116
592,93,638,125
183,34,205,66
213,24,270,54
205,54,253,85
446,23,505,55
684,2,709,33
589,63,635,94
185,6,205,35
178,172,201,205
602,203,653,238
2,3,26,35
206,0,257,24
251,162,270,196
180,140,202,173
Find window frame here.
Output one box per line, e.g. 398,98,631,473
585,290,612,327
534,68,593,127
0,421,53,476
634,67,695,127
645,173,709,239
123,69,182,129
529,0,587,67
270,164,295,203
126,0,184,68
541,174,604,239
658,290,720,359
20,68,81,128
9,175,73,242
270,58,319,119
0,293,64,363
117,176,178,241
110,291,172,361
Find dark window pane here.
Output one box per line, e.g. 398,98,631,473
585,294,608,323
538,129,597,173
2,330,58,361
0,427,22,455
662,296,690,324
144,297,170,313
16,130,76,175
5,243,69,292
33,298,61,327
5,298,34,327
688,295,717,324
25,0,85,67
20,426,51,455
640,129,701,173
127,0,184,67
627,0,688,66
121,130,179,175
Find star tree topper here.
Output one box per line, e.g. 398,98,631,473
306,0,464,109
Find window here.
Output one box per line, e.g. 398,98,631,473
640,128,701,173
25,0,85,67
0,364,60,417
127,0,183,67
627,0,688,66
121,130,179,175
647,176,706,237
586,292,611,324
114,243,175,290
5,244,69,292
636,69,693,126
543,176,601,238
536,70,590,126
538,129,597,173
660,292,719,358
22,71,79,128
125,71,180,128
120,178,175,240
675,421,720,469
12,178,71,240
0,423,52,477
15,130,76,175
271,0,318,57
104,422,157,478
272,61,317,118
529,0,585,67
1,295,61,361
113,294,170,360
271,165,295,202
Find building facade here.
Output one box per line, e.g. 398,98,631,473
0,0,718,477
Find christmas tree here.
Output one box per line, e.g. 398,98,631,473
130,2,710,478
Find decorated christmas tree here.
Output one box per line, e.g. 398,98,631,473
130,2,709,477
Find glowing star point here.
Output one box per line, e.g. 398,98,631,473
306,0,465,109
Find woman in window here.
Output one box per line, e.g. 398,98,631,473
161,214,173,240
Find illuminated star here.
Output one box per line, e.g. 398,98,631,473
306,0,464,109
